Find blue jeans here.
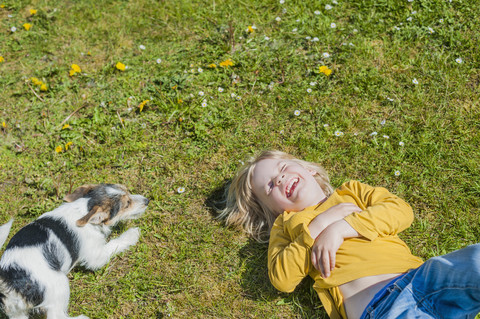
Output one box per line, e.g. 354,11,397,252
360,243,480,319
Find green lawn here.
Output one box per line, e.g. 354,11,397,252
1,0,479,317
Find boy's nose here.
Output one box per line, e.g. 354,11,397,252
275,174,285,185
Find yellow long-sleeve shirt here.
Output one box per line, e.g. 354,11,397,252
267,180,424,318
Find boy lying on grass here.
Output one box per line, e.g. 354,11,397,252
220,150,480,319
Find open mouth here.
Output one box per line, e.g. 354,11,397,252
285,178,299,198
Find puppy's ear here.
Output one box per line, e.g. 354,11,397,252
76,206,109,227
64,184,97,202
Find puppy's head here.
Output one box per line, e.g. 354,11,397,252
64,184,149,227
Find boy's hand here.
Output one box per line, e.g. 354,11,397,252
308,203,361,240
311,220,360,278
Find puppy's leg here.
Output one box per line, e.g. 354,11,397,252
84,227,140,270
41,273,89,319
1,291,30,319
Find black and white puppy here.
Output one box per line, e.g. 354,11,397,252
0,184,149,319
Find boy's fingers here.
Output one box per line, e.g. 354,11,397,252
322,250,330,278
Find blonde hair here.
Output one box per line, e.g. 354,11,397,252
218,150,333,243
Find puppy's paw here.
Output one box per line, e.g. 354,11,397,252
119,227,141,247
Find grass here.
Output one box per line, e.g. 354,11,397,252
1,0,480,317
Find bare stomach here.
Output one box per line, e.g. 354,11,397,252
339,273,403,319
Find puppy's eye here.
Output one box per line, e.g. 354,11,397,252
126,199,132,208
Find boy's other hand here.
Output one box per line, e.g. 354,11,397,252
311,219,360,278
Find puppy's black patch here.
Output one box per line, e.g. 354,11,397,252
6,217,79,270
5,223,49,249
0,265,45,306
36,217,79,265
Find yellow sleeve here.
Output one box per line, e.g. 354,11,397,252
267,214,315,293
342,180,414,241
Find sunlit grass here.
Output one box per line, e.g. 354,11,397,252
1,0,479,317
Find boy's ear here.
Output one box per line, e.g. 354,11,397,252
308,169,317,176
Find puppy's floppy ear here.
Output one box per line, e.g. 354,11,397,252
64,184,98,202
76,206,109,227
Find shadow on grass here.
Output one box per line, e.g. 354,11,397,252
205,181,328,319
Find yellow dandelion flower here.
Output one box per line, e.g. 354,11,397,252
219,58,234,67
55,145,63,153
69,64,81,76
138,100,149,112
208,63,217,68
65,141,73,150
172,85,177,90
87,51,92,56
62,124,70,130
177,99,183,104
2,122,6,128
30,77,42,86
0,4,5,8
29,9,37,15
0,56,4,63
319,65,332,76
23,23,32,31
71,64,81,73
115,62,126,71
40,84,48,91
247,26,255,33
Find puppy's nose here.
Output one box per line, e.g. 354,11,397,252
144,198,150,206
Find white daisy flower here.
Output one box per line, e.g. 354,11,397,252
198,67,203,73
349,42,355,46
325,4,332,10
10,26,16,32
275,17,281,22
236,96,241,101
335,130,344,137
310,81,317,86
394,26,401,31
312,37,319,42
199,91,205,96
428,27,434,34
383,135,389,139
314,10,321,15
370,131,378,136
411,10,417,14
387,97,394,101
218,87,224,92
177,187,186,193
323,124,329,127
292,28,298,32
282,8,287,13
322,52,330,58
231,93,236,98
380,119,386,125
412,78,419,85
330,23,337,28
280,0,285,3
456,57,463,64
201,100,207,107
307,88,312,93
406,17,412,22
294,110,301,116
264,36,270,40
353,29,358,33
399,141,405,146
394,170,401,176
332,0,338,4
439,19,444,23
139,44,146,50
306,36,312,40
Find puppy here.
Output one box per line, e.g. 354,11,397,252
0,184,149,319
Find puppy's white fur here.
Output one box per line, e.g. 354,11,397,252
0,184,149,319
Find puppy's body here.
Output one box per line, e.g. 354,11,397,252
0,184,149,319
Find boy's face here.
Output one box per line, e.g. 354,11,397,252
251,158,327,216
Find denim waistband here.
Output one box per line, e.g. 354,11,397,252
358,272,408,319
